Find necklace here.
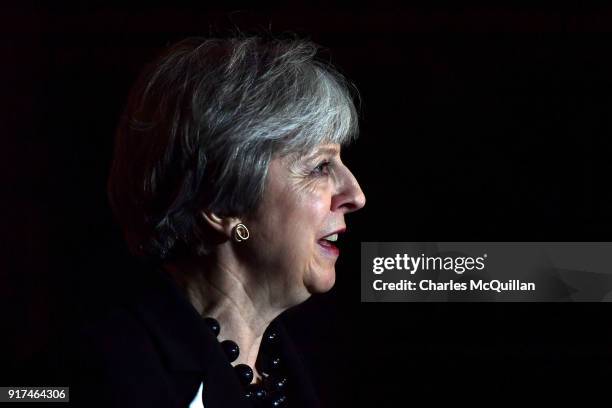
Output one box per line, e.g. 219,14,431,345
203,317,289,407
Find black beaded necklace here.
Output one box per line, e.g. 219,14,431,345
203,317,289,407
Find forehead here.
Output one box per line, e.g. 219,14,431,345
295,143,341,161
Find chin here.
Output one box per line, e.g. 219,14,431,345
306,267,336,294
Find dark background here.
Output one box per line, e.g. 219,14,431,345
3,3,612,405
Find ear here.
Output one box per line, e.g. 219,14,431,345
200,210,240,239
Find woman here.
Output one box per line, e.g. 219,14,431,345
72,35,365,408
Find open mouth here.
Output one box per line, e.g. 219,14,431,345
319,233,338,245
317,232,341,256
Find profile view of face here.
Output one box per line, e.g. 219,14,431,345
243,143,366,308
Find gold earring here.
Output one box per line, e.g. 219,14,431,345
232,223,250,242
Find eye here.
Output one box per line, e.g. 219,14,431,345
311,160,331,177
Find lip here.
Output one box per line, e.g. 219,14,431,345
317,239,340,257
317,227,346,258
319,227,346,240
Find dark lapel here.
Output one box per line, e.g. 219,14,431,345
129,266,250,408
129,264,321,408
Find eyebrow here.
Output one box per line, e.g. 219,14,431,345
304,146,340,160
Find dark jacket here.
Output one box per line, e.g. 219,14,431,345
60,266,321,408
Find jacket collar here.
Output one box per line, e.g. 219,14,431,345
130,265,250,407
129,264,320,408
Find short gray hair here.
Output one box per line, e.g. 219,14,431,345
107,35,361,262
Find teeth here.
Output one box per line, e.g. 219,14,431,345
323,233,338,242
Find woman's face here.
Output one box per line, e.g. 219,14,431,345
243,143,366,308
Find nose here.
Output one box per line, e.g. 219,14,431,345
331,164,366,214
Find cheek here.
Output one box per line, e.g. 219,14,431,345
257,174,333,261
279,192,330,263
291,188,330,224
293,194,332,265
256,191,325,253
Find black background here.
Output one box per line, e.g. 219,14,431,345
3,3,612,406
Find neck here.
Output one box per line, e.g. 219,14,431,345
162,249,285,376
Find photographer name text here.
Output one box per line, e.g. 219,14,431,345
371,254,535,293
